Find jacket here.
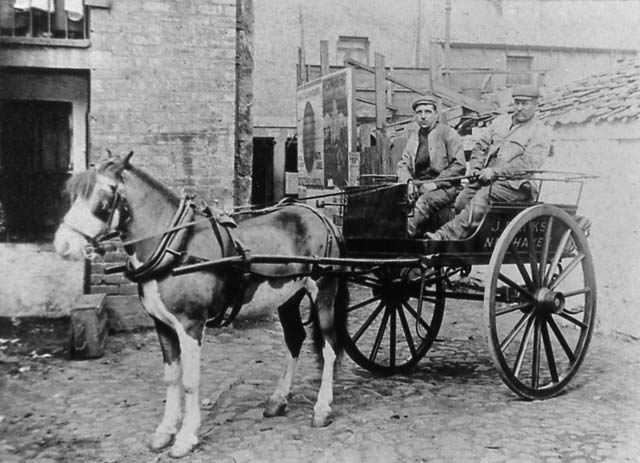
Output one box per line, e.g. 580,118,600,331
396,121,466,188
470,114,551,189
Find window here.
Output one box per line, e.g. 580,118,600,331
0,0,87,41
337,36,370,65
507,55,533,86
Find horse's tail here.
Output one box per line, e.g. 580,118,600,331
311,276,349,358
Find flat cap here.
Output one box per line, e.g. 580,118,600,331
512,85,541,100
411,94,438,111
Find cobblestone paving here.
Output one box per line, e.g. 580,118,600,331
1,300,639,463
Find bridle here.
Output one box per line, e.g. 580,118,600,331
63,182,130,260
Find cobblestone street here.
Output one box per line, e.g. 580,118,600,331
1,299,639,463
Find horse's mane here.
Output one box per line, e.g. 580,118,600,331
65,169,97,201
64,159,179,207
127,164,180,206
64,158,121,200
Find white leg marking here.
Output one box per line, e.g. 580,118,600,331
150,361,182,451
171,334,201,458
158,361,182,433
131,256,202,458
274,353,297,401
313,342,336,427
264,353,298,417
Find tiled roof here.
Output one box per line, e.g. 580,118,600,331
538,59,640,126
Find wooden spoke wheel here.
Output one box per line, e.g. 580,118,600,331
341,266,445,374
485,204,597,399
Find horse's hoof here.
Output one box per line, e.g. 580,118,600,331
149,432,174,452
263,402,287,418
168,439,197,459
311,413,332,428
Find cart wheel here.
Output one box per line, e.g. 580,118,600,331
486,204,596,399
341,266,445,374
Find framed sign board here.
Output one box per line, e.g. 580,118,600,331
297,67,355,189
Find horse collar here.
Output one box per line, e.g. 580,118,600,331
124,196,196,283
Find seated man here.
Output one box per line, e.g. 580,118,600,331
426,85,551,241
397,95,466,237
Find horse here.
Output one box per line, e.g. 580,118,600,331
53,152,348,458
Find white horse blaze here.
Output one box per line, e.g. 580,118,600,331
54,202,103,259
54,174,120,260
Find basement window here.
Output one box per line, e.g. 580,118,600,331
0,0,88,42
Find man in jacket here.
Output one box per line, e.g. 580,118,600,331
426,85,551,241
397,95,466,237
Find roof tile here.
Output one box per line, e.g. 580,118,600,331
540,59,640,126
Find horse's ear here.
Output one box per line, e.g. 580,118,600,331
106,149,113,158
123,151,134,167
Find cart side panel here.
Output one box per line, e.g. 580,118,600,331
342,183,409,239
344,200,578,265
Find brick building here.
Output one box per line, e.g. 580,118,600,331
0,0,253,323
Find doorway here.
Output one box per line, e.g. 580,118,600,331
251,137,275,207
0,99,71,241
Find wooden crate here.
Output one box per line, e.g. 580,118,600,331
69,293,108,360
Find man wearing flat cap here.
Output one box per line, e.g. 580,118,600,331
397,94,466,237
426,84,551,241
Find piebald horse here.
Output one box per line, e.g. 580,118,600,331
54,152,348,458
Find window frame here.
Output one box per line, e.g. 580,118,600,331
506,55,534,86
0,0,90,47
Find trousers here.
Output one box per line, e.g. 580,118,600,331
436,180,533,240
408,185,458,237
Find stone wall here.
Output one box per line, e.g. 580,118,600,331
546,122,640,339
0,244,84,318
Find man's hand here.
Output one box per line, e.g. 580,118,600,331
478,168,496,184
406,179,419,203
419,181,438,194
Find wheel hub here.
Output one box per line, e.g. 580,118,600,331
534,288,565,314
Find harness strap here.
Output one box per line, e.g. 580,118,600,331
198,203,236,259
125,197,196,282
205,237,251,328
289,200,346,257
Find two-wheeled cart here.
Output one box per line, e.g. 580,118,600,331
173,173,596,400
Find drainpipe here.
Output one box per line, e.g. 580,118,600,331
415,0,422,67
444,0,451,85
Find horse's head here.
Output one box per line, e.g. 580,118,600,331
54,151,134,260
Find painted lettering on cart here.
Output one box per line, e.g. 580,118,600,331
484,219,548,249
483,234,545,249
